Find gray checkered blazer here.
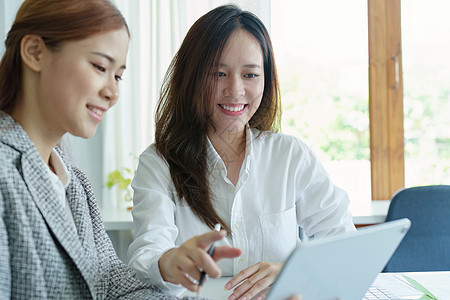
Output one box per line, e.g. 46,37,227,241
0,112,202,300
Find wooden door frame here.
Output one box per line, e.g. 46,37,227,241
368,0,405,200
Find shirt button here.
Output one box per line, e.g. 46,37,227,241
234,224,239,229
238,258,243,264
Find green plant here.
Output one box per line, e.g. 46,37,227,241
106,168,133,202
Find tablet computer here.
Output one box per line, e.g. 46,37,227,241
266,218,411,300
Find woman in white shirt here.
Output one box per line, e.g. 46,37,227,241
128,4,356,300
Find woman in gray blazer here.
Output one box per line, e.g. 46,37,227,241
0,0,241,299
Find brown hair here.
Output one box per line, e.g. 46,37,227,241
0,0,129,113
155,4,281,233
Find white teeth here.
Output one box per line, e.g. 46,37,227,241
88,106,104,116
220,104,245,112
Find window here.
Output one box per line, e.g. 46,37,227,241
272,0,371,209
273,0,426,205
402,0,450,187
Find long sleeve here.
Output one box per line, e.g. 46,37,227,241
127,145,187,295
291,138,356,238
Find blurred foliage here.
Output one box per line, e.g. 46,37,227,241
106,168,133,202
402,81,450,185
280,73,370,162
279,67,450,185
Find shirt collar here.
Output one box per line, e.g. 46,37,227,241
49,148,71,189
206,125,255,174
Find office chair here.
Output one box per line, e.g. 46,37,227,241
383,185,450,272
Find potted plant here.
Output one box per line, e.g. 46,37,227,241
106,167,133,209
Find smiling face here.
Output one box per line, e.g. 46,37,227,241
208,29,264,137
30,27,129,140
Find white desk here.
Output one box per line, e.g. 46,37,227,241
181,277,232,299
101,205,134,231
351,200,390,225
101,200,390,231
181,272,450,300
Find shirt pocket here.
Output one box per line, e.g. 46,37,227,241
259,206,298,262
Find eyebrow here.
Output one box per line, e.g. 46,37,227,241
91,51,127,70
219,63,262,69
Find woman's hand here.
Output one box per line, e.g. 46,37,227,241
158,229,241,292
224,261,283,300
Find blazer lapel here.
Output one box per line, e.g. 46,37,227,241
21,153,98,287
66,165,98,256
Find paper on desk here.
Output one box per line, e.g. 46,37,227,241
373,273,424,298
396,272,450,300
401,275,438,299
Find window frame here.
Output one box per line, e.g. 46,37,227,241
368,0,405,200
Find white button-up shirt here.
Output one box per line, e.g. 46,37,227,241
128,128,355,295
47,149,76,228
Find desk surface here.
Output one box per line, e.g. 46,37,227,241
181,277,232,299
181,272,450,300
101,200,390,231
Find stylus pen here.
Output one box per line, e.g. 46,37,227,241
197,223,221,294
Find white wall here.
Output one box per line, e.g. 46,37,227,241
0,0,23,54
65,129,104,205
